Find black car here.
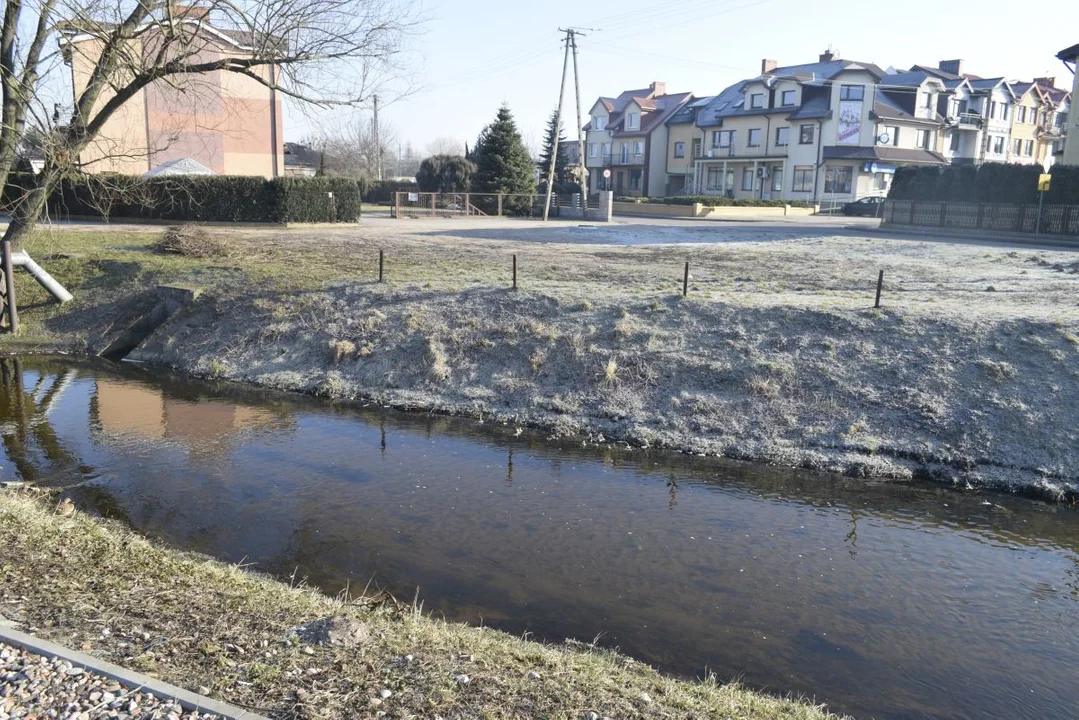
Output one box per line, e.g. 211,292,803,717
842,196,885,217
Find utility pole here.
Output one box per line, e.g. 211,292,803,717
543,33,571,222
569,30,588,199
373,94,382,181
544,28,593,221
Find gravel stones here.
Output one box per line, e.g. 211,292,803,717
289,616,370,648
0,642,220,719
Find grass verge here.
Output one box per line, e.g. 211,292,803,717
0,491,844,719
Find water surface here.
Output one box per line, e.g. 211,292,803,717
0,358,1076,720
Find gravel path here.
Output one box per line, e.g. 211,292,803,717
0,643,218,720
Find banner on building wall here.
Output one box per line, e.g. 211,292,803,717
837,101,862,145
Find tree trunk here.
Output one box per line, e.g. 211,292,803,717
2,170,50,248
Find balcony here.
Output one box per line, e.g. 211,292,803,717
610,153,645,166
693,144,783,160
952,113,983,130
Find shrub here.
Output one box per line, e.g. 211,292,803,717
889,163,1077,204
153,225,230,258
619,195,812,208
48,174,362,224
364,179,418,203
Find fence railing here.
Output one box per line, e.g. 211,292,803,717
393,192,589,219
883,200,1079,236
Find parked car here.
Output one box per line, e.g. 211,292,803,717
842,196,885,217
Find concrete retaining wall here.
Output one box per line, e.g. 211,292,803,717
613,202,818,219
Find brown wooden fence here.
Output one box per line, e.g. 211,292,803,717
882,200,1079,236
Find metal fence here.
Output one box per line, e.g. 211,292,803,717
883,200,1079,236
394,192,582,219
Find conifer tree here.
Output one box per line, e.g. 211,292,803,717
471,105,536,213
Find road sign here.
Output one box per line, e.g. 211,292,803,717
603,169,611,179
1038,174,1051,192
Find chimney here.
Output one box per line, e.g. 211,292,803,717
649,81,666,97
819,47,839,63
938,59,964,77
761,59,778,74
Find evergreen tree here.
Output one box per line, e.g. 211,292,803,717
535,106,569,191
471,104,536,213
416,154,475,193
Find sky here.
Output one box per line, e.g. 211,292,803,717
285,0,1079,159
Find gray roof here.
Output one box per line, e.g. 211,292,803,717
696,58,885,128
666,96,713,125
786,91,832,120
1058,43,1079,61
822,146,947,165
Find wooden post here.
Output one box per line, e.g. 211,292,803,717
874,269,884,309
512,254,517,290
464,193,470,216
497,193,503,217
2,241,17,333
682,261,689,297
938,201,947,227
378,249,384,282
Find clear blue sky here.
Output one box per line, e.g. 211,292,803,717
285,0,1078,156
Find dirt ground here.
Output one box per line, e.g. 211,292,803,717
9,216,1079,499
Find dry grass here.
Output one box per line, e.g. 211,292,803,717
153,224,230,259
0,492,845,720
329,339,356,364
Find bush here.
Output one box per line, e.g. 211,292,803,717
47,174,362,223
364,179,418,203
618,195,813,208
153,224,230,258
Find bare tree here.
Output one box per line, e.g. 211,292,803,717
304,114,394,180
0,0,419,246
424,135,461,157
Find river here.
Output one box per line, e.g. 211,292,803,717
0,357,1076,719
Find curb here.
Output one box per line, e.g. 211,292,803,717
0,626,269,719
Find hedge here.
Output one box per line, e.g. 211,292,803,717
888,163,1079,205
46,175,364,223
618,196,813,208
364,179,418,203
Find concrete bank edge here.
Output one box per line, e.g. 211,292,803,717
0,625,269,719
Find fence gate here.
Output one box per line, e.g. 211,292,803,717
393,192,547,219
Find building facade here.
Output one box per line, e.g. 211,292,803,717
584,82,692,197
62,8,284,178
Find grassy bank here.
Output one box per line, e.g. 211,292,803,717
2,222,1078,499
0,492,842,719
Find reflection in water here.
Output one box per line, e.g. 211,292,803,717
1,357,1078,720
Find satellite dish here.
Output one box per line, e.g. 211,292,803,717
878,133,891,144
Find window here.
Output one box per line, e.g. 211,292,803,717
674,141,685,158
742,168,754,191
1001,104,1009,121
950,132,960,152
588,143,597,157
629,169,642,190
792,166,814,192
1018,107,1027,123
750,93,765,109
775,127,789,146
923,92,934,109
840,85,864,101
748,128,761,147
993,136,1005,154
601,142,611,156
799,124,815,144
633,141,643,155
989,101,998,119
950,99,961,117
593,116,605,131
627,113,640,130
1014,139,1023,156
1025,139,1034,156
781,90,796,106
915,129,930,150
706,167,723,190
771,168,783,192
824,166,853,194
713,130,733,148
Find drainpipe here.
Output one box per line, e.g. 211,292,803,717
813,119,824,202
269,63,279,178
